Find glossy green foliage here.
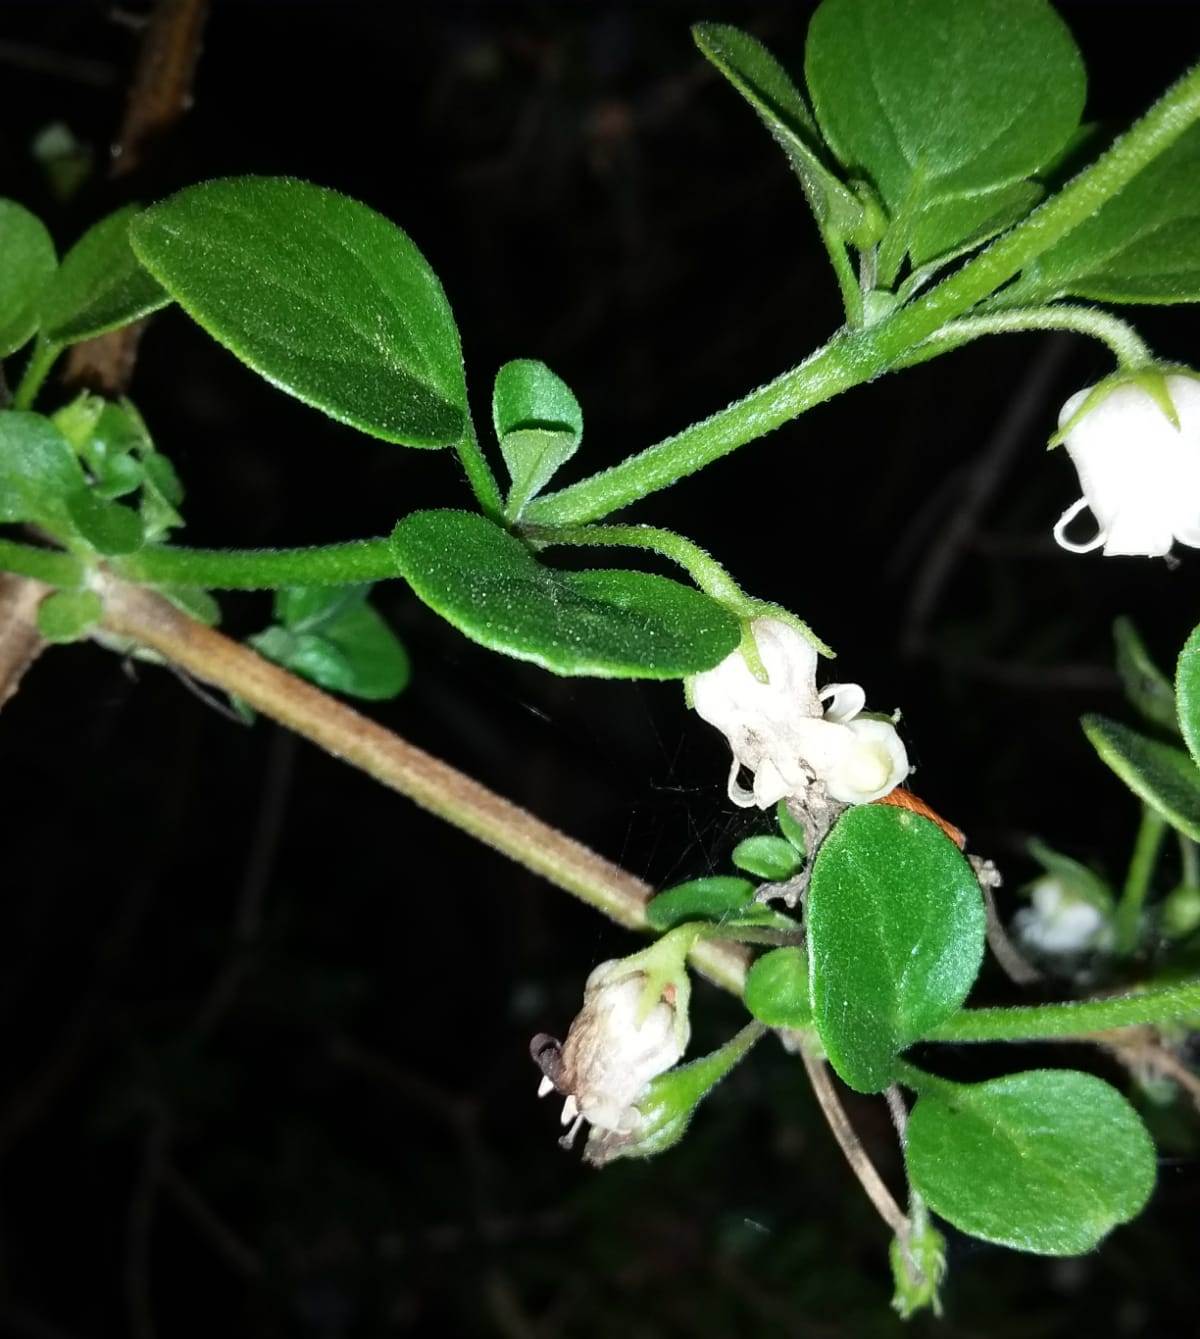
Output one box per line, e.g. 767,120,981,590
692,23,874,246
390,510,741,678
1009,123,1200,303
251,586,409,701
906,1070,1156,1255
1115,617,1178,733
36,589,102,643
0,200,56,356
806,806,985,1092
0,411,84,528
1082,714,1200,841
492,359,583,518
130,177,467,447
39,206,169,347
805,0,1083,272
645,876,755,931
743,947,810,1028
1176,621,1200,769
731,834,802,881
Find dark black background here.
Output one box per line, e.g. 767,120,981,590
2,2,1200,1335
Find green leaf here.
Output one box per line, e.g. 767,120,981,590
743,947,811,1028
130,177,467,447
1082,714,1200,842
907,180,1043,270
805,0,1083,267
1176,621,1200,769
807,805,985,1093
906,1069,1156,1255
0,200,56,356
691,23,871,245
492,359,583,518
1008,122,1200,304
36,589,103,643
390,510,741,679
645,876,755,931
0,411,85,526
1114,617,1177,734
251,586,409,700
64,488,145,555
731,834,802,881
38,205,169,346
160,585,221,626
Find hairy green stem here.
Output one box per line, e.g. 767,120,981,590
0,539,83,587
12,338,61,411
524,61,1200,526
524,523,748,605
114,537,399,589
923,978,1200,1043
1116,806,1168,957
894,306,1153,373
454,423,505,524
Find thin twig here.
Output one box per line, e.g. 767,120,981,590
63,0,211,397
0,574,49,711
974,860,1042,987
160,1165,263,1279
796,1045,908,1238
94,573,751,995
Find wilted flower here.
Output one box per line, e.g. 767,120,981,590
1014,875,1113,955
1054,373,1200,557
531,956,689,1149
689,617,908,809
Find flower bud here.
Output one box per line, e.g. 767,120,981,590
531,929,699,1149
1014,875,1112,955
1054,372,1200,558
890,1218,946,1320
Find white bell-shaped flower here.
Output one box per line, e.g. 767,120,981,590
1054,375,1200,557
689,617,909,808
531,960,686,1143
1013,876,1112,954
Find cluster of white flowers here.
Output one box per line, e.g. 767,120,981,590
531,958,687,1149
689,617,908,809
1013,875,1113,955
1055,374,1200,558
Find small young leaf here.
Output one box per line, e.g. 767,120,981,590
493,359,583,517
731,834,802,881
1114,617,1177,733
36,589,103,643
130,177,467,447
906,1069,1156,1255
0,411,86,526
252,586,409,700
0,200,56,356
1176,621,1200,769
64,488,145,555
645,876,755,931
1082,714,1200,842
39,205,169,346
1006,122,1200,304
805,0,1083,268
391,510,740,679
807,805,985,1093
691,23,870,244
775,798,807,856
743,947,811,1028
160,586,221,626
